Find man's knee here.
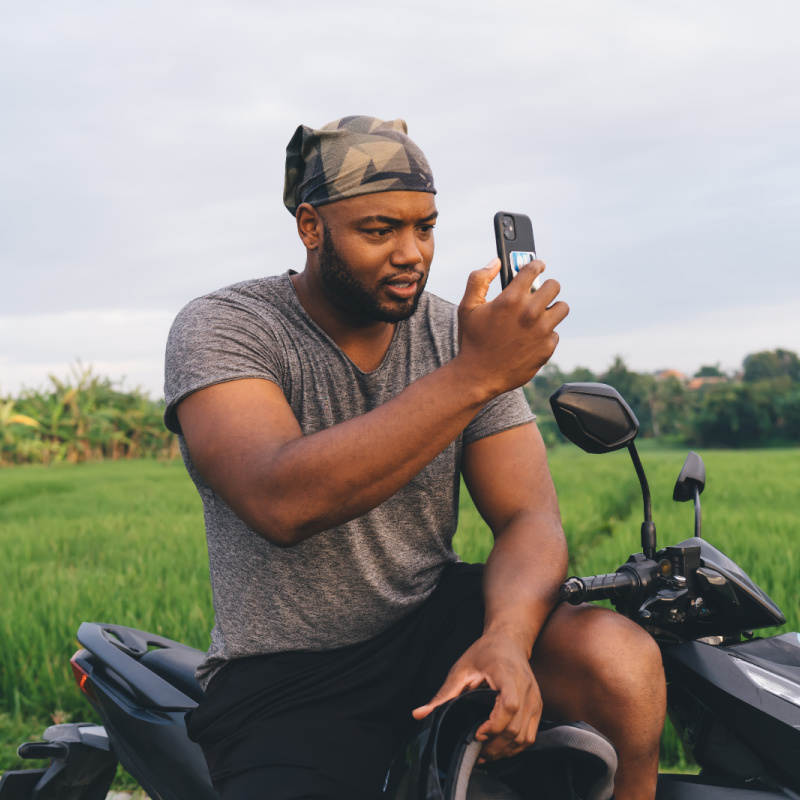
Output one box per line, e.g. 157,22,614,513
534,603,665,717
575,606,664,699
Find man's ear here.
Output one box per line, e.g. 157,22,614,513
296,203,323,251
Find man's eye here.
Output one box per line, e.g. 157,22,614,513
418,225,435,234
365,229,392,237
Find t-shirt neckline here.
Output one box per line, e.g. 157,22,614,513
283,270,405,377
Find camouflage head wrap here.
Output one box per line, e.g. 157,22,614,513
283,116,436,216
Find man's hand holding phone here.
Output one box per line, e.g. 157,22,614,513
456,255,568,401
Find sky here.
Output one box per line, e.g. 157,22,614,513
2,0,798,398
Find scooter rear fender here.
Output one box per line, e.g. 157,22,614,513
71,647,218,800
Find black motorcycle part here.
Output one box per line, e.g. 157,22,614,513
0,723,117,800
656,773,797,798
560,571,638,604
664,638,800,791
673,451,706,538
76,623,201,709
0,769,48,798
662,545,702,592
549,382,639,454
670,538,785,637
673,452,706,502
550,382,659,557
73,623,219,800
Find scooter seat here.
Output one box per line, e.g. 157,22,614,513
139,646,206,704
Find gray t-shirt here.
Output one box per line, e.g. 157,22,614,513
164,272,534,688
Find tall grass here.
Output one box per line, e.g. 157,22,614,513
0,459,210,775
1,447,798,777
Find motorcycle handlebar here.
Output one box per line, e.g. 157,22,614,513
559,571,638,605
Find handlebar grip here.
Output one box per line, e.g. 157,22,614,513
559,571,638,605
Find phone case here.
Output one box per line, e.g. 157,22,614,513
494,211,536,290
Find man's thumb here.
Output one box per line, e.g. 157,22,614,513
460,258,501,312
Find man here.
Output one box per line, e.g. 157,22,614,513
164,116,665,800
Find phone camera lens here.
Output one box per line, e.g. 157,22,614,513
501,215,516,241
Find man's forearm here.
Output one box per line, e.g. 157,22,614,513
211,357,493,545
482,511,569,656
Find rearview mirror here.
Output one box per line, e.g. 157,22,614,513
549,383,639,454
673,451,706,501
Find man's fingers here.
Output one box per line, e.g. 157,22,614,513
546,298,570,326
474,681,543,759
411,673,487,720
525,712,539,747
474,687,521,741
505,258,546,296
459,259,501,312
479,706,540,760
526,276,560,309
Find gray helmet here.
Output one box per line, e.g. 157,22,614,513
383,689,617,800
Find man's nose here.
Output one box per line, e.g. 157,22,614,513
390,230,423,266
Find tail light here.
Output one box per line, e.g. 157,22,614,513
70,658,98,702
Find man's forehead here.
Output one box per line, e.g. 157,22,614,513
322,191,438,224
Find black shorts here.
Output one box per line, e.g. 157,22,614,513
186,562,486,800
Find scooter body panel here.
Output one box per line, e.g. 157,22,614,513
657,773,800,799
664,636,800,791
0,723,117,800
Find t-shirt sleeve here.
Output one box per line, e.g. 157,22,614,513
163,295,285,435
462,387,536,445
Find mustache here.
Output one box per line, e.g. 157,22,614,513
382,271,425,286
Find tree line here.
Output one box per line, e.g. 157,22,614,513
527,348,800,448
1,365,177,466
1,349,798,465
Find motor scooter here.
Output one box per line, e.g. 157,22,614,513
2,382,799,799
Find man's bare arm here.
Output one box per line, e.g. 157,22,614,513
413,422,567,760
471,422,567,657
177,258,567,547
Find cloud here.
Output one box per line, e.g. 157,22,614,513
0,309,174,397
1,0,798,390
554,300,800,377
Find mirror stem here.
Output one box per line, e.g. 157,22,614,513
693,484,702,538
627,442,652,523
628,442,657,560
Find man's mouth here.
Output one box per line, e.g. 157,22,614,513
383,274,423,300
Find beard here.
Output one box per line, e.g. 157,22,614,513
317,225,426,323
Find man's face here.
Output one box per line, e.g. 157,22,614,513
312,191,437,323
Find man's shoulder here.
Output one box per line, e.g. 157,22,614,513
185,273,291,311
171,273,297,330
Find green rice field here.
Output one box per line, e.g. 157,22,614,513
1,445,799,780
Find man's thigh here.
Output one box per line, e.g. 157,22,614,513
190,642,412,800
211,718,399,800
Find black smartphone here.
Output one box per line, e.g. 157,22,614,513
494,211,539,291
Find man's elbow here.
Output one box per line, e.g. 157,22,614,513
237,498,320,548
